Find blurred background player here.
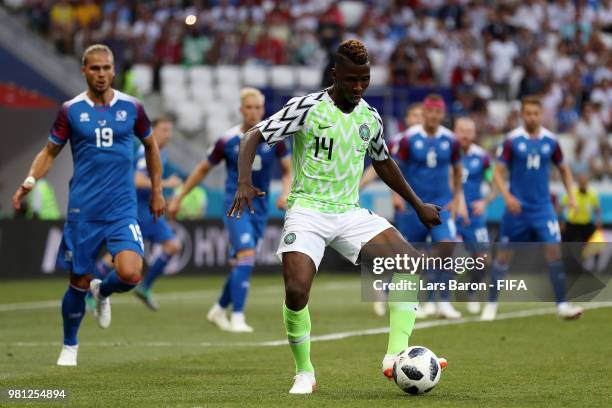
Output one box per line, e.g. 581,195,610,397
360,103,424,317
95,117,183,311
483,96,583,321
454,117,496,315
393,94,468,319
228,39,443,394
560,172,601,243
11,44,165,366
168,87,291,333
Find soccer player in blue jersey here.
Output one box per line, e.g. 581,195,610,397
168,87,291,332
454,117,496,315
481,96,583,321
393,94,468,319
11,44,165,366
91,117,181,311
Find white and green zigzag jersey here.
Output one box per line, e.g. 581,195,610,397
256,90,389,213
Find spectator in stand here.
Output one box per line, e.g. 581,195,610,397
486,29,518,99
154,23,183,65
253,29,286,65
50,0,76,54
75,0,101,30
556,94,580,133
574,101,607,164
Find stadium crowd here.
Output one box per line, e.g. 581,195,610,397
8,0,612,180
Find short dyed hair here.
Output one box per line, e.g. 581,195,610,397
81,44,113,66
240,87,265,104
335,39,369,66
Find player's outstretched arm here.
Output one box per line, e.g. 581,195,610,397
372,158,441,228
227,128,266,218
450,162,468,221
168,160,212,220
12,141,63,210
276,157,292,210
141,136,165,221
558,163,576,211
493,162,521,215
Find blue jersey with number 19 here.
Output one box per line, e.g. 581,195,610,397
49,90,152,221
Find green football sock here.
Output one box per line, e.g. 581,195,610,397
283,304,315,373
386,301,417,355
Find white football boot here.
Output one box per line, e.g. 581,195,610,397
289,371,316,394
381,354,396,379
415,303,429,319
56,345,78,366
373,301,386,317
206,303,231,331
438,302,462,319
422,302,437,316
480,302,498,321
557,302,583,320
228,313,254,333
89,279,111,329
467,301,481,315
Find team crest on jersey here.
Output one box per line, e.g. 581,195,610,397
80,112,90,122
284,232,296,245
261,144,271,153
541,144,551,154
115,110,127,121
518,142,527,152
98,120,107,126
471,158,480,168
414,139,424,149
240,233,251,244
359,124,370,141
440,140,450,150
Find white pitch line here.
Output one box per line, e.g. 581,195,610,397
3,302,610,348
0,281,360,313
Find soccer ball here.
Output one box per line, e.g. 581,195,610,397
392,346,442,395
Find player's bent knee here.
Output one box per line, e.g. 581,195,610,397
69,273,92,290
236,248,256,263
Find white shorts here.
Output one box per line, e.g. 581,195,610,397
277,206,393,270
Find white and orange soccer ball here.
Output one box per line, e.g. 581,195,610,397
392,346,445,395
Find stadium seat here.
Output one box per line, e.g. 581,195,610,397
296,67,322,90
215,65,241,86
160,64,187,86
189,66,214,87
176,101,204,133
131,64,153,96
189,82,216,105
270,66,296,89
242,65,269,88
369,65,389,87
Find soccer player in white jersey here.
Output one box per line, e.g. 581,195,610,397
228,40,444,394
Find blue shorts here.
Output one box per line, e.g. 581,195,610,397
223,211,267,257
139,214,175,244
395,209,457,243
56,218,145,275
457,213,489,253
500,207,561,243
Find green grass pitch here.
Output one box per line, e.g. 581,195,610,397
1,275,611,407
